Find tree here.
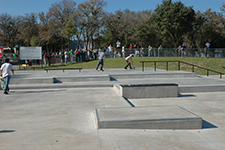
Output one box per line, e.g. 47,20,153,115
149,0,195,47
47,0,77,51
0,13,19,47
78,0,106,48
17,13,39,46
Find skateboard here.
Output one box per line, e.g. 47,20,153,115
0,76,5,90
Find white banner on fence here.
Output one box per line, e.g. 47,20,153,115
20,47,42,60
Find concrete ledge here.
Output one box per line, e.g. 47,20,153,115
10,78,53,84
53,75,110,83
95,105,202,130
110,72,198,80
179,85,225,93
119,83,178,99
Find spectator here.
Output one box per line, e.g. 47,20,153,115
108,45,113,58
158,45,163,57
114,49,117,58
122,45,126,58
70,49,73,63
178,45,182,57
93,48,98,60
140,46,144,57
219,49,223,58
64,50,69,65
194,47,198,57
181,44,186,57
135,45,139,57
130,44,133,54
117,52,121,58
61,52,64,64
148,45,152,57
89,49,93,60
205,41,210,57
116,40,121,49
43,52,47,66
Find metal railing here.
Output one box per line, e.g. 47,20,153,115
140,61,224,78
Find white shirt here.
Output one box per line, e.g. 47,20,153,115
122,46,125,52
64,51,69,58
205,43,210,48
116,42,120,48
125,56,132,61
1,63,13,77
108,46,112,52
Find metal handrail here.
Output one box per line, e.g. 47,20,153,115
140,61,224,79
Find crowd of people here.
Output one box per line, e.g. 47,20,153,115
41,41,224,66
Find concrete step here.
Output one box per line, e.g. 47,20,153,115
10,75,110,84
110,72,198,80
94,105,202,130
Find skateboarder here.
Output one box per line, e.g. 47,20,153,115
96,49,106,71
0,58,14,94
124,54,134,69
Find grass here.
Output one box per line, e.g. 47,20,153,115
26,57,225,76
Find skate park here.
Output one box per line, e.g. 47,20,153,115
1,68,225,150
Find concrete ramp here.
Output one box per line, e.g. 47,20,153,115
95,105,202,130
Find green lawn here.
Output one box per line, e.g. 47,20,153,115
39,57,225,75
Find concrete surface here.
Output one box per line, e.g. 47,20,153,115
1,68,225,150
8,68,225,93
95,105,202,129
120,83,178,98
1,89,225,150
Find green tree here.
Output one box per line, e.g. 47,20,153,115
0,13,19,47
149,0,195,47
78,0,107,48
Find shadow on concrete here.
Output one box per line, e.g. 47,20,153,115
178,93,196,98
123,97,135,107
53,78,62,83
0,130,15,134
202,120,218,129
11,90,67,94
110,76,117,81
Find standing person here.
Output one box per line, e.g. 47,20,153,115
96,49,106,71
158,45,163,57
140,46,144,57
70,49,73,63
178,45,182,57
135,46,139,57
61,52,64,64
93,48,98,60
130,44,133,54
205,41,210,57
43,52,47,66
89,48,93,60
181,44,186,57
0,58,14,94
64,50,69,65
148,45,152,57
122,45,126,58
116,40,121,49
108,45,113,58
124,54,134,69
194,46,198,57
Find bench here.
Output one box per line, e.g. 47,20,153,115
21,66,38,70
44,68,83,73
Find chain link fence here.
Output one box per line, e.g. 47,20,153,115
4,47,224,68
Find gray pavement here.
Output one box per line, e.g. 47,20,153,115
1,69,225,149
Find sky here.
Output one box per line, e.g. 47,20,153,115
0,0,224,17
